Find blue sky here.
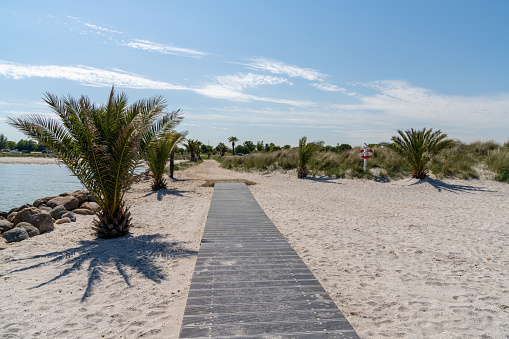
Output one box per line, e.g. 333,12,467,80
1,1,508,147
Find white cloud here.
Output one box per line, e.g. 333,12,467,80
246,58,326,81
84,23,123,34
0,61,310,106
216,73,292,90
194,84,312,106
123,39,206,57
0,60,186,90
311,82,357,96
359,80,509,128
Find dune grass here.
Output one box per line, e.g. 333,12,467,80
218,140,509,182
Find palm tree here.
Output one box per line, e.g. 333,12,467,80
8,87,179,238
217,142,228,156
184,139,200,161
297,136,321,178
228,136,238,155
144,131,185,190
388,128,454,179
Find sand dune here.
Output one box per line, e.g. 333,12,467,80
1,160,508,338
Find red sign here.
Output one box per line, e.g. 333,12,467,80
360,147,373,159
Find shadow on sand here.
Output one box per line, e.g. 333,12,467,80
303,176,342,185
408,177,496,193
6,233,197,302
143,188,190,201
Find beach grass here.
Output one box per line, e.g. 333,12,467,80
218,140,509,182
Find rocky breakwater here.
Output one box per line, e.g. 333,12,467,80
0,190,100,249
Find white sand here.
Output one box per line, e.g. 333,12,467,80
1,160,508,338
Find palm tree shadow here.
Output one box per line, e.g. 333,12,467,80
303,176,342,185
143,188,190,201
409,177,496,193
5,233,197,302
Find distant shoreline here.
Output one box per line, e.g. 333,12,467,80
0,156,61,165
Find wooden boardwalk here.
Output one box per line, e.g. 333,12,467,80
179,183,359,338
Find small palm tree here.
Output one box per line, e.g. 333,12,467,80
388,128,454,179
228,136,238,155
184,139,200,161
297,136,321,178
8,87,178,238
144,131,185,190
217,142,228,156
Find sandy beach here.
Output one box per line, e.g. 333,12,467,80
1,159,508,338
0,156,62,165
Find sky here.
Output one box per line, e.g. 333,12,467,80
1,0,508,147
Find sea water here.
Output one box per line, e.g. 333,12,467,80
0,164,84,212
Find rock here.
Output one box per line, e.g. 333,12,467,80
39,206,52,212
0,237,8,250
55,217,71,224
80,202,101,212
12,207,54,234
33,196,56,208
87,194,96,202
16,222,40,237
80,202,93,211
8,204,31,215
61,212,76,222
0,211,8,219
72,208,95,215
59,192,70,197
0,220,15,233
7,212,17,222
71,190,88,204
2,228,29,243
50,205,68,220
47,196,80,210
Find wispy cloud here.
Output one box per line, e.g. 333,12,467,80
0,60,185,90
84,23,123,34
194,85,311,106
359,80,509,127
311,82,357,96
194,72,310,106
0,61,310,106
246,58,326,81
123,39,207,58
216,73,292,90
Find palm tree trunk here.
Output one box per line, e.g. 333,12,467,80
169,151,175,178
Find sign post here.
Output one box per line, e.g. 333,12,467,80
360,146,373,172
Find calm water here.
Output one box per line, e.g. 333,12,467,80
0,164,84,212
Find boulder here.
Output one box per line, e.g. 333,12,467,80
2,228,29,243
8,204,31,215
71,190,88,204
0,237,8,250
12,207,54,234
0,211,8,219
47,196,79,210
0,220,15,233
50,205,68,220
80,202,101,212
7,212,17,222
55,217,71,224
33,196,56,208
59,192,70,197
16,222,40,237
72,208,95,215
61,212,76,222
87,194,96,202
39,206,52,212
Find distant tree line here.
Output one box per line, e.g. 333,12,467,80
0,133,48,152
